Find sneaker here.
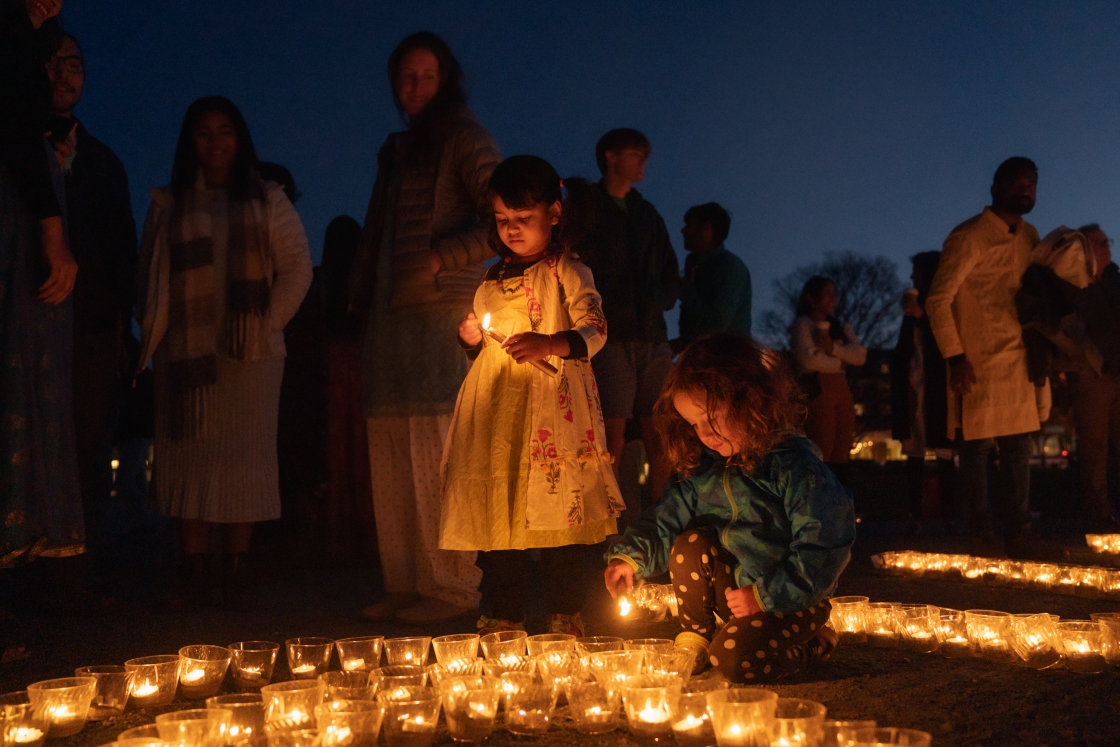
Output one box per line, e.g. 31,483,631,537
394,596,476,625
546,612,585,637
812,626,839,661
476,616,526,636
674,631,711,675
361,592,421,622
1006,531,1069,563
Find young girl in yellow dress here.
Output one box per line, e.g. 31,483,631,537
440,155,625,635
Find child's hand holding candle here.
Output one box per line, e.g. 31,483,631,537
481,314,559,376
459,313,483,347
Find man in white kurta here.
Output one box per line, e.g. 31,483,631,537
926,157,1051,558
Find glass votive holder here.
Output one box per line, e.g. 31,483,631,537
74,665,132,720
1090,612,1120,665
928,607,969,658
643,650,695,683
431,634,479,664
478,631,527,660
586,651,646,697
851,726,932,746
622,681,680,741
335,636,385,673
1008,614,1062,670
576,635,625,655
238,729,320,747
482,654,535,678
1029,563,1058,589
314,699,385,747
228,642,280,691
965,610,1014,662
535,652,580,697
626,638,675,654
124,654,180,707
261,680,325,730
179,645,232,700
286,637,334,679
899,606,938,653
370,667,428,699
865,603,901,647
1057,621,1107,673
118,724,161,740
524,633,576,657
320,671,375,701
99,740,164,747
1087,534,1108,553
439,677,500,743
376,686,441,747
1004,561,1029,588
566,681,620,735
706,689,778,747
821,719,877,747
25,677,96,738
425,659,485,690
207,693,265,744
500,673,558,736
828,596,869,644
766,697,827,747
383,637,432,668
671,691,715,747
1,691,49,747
155,707,232,747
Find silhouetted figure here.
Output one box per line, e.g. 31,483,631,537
349,32,498,624
790,276,867,485
581,128,680,518
891,251,957,536
0,0,83,568
258,161,300,205
136,96,312,603
675,201,752,350
321,215,376,564
925,157,1053,560
45,32,138,549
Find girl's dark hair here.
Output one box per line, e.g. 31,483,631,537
486,155,597,259
795,275,835,318
655,333,806,475
170,96,261,199
388,32,467,149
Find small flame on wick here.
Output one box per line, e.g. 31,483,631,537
482,313,491,330
619,596,632,617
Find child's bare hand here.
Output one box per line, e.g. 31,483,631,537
459,313,483,347
503,332,552,363
724,586,762,618
604,559,636,598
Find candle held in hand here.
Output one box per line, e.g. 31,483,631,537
481,313,559,377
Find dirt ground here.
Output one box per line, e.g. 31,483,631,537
2,520,1119,747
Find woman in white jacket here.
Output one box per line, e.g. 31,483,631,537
789,276,867,476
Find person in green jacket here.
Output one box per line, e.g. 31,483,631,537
604,332,855,683
674,203,752,351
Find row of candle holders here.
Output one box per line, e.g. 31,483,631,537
1086,534,1120,555
0,630,938,747
872,550,1120,599
618,583,680,622
828,596,1120,673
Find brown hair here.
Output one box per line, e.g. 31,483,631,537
655,333,806,475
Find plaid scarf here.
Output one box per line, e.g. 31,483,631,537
165,183,272,438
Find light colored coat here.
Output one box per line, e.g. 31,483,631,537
790,316,867,373
926,207,1049,440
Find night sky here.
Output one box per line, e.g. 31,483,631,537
61,1,1120,335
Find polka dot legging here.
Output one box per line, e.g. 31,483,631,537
669,527,833,684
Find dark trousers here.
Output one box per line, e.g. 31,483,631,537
959,433,1032,538
1070,372,1120,523
483,544,588,622
71,330,119,542
670,527,831,684
906,456,958,522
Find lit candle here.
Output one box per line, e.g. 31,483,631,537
182,668,206,682
400,714,428,731
638,706,669,724
674,714,706,731
481,313,558,376
286,708,308,724
46,705,75,720
11,727,44,744
291,664,316,675
469,702,494,719
239,665,262,679
343,658,364,671
132,681,159,698
618,596,632,617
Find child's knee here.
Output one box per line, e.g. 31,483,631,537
669,527,720,568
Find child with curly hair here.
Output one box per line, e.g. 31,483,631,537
604,332,855,682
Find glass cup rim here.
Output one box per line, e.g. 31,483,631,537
1057,620,1102,632
964,609,1012,618
229,641,281,652
0,690,31,705
384,636,433,644
772,697,827,719
179,645,233,661
261,679,324,694
314,699,383,714
432,633,480,643
76,665,128,675
829,596,869,605
27,676,97,692
125,655,180,667
336,635,385,645
156,707,232,723
707,687,778,705
479,630,527,643
286,637,334,647
206,693,264,707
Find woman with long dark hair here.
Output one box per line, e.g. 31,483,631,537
137,96,312,602
350,32,500,624
789,276,867,482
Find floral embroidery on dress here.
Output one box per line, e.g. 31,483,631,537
567,490,584,527
584,296,607,338
523,281,543,332
544,463,561,495
531,429,559,461
557,370,574,423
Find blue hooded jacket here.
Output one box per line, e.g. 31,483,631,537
607,435,855,614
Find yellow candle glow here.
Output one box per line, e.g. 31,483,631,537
638,706,669,724
287,708,308,723
12,727,44,744
291,664,316,675
182,669,206,682
674,714,706,731
132,681,159,697
343,658,364,671
619,597,632,617
46,705,75,719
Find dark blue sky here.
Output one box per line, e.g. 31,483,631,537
62,1,1120,334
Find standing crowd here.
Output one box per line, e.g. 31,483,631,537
2,3,1119,684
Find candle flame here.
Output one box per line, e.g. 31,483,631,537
619,597,632,617
12,727,44,743
482,313,491,330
